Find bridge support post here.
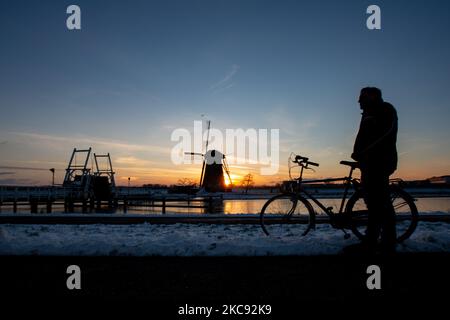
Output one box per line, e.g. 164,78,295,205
208,196,213,213
30,199,38,213
46,201,52,213
82,200,88,213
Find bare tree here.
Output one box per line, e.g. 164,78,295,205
177,178,198,187
241,173,254,194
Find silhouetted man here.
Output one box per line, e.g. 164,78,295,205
350,87,398,253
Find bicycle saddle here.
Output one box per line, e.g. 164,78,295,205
339,161,360,168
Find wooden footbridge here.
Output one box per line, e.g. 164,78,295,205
0,185,224,214
0,147,225,214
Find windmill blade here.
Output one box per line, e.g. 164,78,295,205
199,158,206,187
184,152,204,156
184,152,204,164
204,120,211,153
223,157,233,186
199,119,211,188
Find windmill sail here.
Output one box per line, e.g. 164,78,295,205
199,120,211,187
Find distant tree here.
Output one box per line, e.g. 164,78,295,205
241,173,255,194
273,182,282,193
177,178,198,187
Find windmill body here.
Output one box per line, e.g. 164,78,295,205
202,149,226,192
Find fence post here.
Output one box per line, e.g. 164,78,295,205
208,196,213,213
82,200,88,213
30,199,38,213
46,201,52,213
162,198,166,214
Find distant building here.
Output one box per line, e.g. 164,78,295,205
428,175,450,184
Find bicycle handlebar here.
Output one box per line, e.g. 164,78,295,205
293,155,319,167
306,161,319,167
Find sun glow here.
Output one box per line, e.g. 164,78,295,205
224,174,231,186
224,173,242,186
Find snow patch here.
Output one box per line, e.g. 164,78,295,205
0,222,449,256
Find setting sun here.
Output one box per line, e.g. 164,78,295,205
224,173,241,186
224,174,231,186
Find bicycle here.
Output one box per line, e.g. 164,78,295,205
260,153,418,242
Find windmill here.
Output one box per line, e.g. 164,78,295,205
185,120,233,192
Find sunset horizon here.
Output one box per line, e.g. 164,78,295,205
0,128,448,187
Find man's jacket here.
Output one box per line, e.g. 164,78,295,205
352,101,398,175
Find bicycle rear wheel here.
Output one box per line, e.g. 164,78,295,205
346,185,418,242
260,193,315,238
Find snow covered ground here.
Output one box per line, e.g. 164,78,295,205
0,221,449,256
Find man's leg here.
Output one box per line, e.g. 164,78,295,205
379,175,397,251
361,170,382,247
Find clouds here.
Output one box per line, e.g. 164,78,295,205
210,64,240,93
0,165,52,171
0,131,180,185
10,132,171,155
0,171,15,175
115,156,152,167
0,178,37,185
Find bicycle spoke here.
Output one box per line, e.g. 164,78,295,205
393,201,409,211
348,187,418,242
260,194,313,238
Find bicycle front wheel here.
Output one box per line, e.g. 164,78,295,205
260,193,315,238
346,185,419,242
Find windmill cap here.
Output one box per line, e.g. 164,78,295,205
205,149,225,164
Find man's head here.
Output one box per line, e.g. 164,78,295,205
359,87,383,110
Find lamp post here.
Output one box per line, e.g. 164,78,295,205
128,177,131,197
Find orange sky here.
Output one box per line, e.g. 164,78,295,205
0,130,448,186
10,162,443,187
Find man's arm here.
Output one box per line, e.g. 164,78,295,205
352,114,376,161
352,104,397,162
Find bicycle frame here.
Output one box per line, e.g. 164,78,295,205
294,163,359,217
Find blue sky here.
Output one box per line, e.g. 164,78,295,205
0,0,449,185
